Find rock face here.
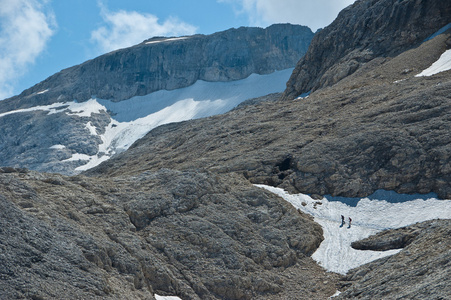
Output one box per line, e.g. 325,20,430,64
2,24,313,110
282,0,451,100
338,220,451,299
0,167,338,299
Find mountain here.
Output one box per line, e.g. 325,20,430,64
0,24,313,175
87,26,451,199
1,0,451,299
282,0,451,100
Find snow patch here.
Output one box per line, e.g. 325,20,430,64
416,49,451,77
49,144,66,150
85,122,98,136
98,68,293,122
154,294,182,300
145,37,189,44
0,98,106,119
256,185,451,274
36,89,49,95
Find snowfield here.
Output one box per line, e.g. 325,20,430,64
0,69,292,172
416,49,451,77
256,185,451,275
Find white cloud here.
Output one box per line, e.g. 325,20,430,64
0,0,56,100
219,0,356,31
91,6,198,53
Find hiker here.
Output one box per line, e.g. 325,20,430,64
340,215,345,227
348,217,352,228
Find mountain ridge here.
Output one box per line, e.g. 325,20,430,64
1,24,313,111
282,0,451,100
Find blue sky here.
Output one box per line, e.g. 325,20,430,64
0,0,355,100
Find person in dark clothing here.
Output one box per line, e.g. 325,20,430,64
348,217,352,228
340,215,345,227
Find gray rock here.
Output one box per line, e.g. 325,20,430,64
1,24,313,110
86,31,451,199
338,220,451,299
0,169,337,299
282,0,451,100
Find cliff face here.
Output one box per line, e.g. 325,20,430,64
2,24,313,111
282,0,451,100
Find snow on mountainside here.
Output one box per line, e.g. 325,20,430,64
257,185,451,275
0,69,292,173
0,24,313,175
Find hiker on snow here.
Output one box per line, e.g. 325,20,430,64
341,215,345,227
348,217,352,228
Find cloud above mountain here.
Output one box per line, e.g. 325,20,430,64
219,0,356,31
0,0,55,99
90,5,198,53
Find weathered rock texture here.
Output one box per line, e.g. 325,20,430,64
1,24,313,110
338,220,451,299
282,0,451,100
87,29,451,199
0,167,339,299
0,24,313,176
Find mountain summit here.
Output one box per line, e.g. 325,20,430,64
283,0,451,100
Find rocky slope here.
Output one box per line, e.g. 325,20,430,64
0,167,339,299
338,219,451,299
282,0,451,100
1,0,450,298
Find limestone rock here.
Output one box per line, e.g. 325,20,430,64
86,30,451,199
338,220,451,299
0,168,337,299
282,0,451,100
1,24,313,110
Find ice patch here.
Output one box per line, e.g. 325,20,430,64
416,49,451,77
256,185,451,274
49,144,66,150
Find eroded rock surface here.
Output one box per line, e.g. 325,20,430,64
282,0,451,100
338,220,451,299
0,168,338,299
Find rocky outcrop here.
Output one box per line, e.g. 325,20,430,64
1,24,313,111
86,29,451,199
338,220,451,299
0,167,339,299
282,0,451,100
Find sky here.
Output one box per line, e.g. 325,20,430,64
0,0,356,100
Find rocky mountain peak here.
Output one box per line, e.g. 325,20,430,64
2,24,313,111
282,0,451,100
